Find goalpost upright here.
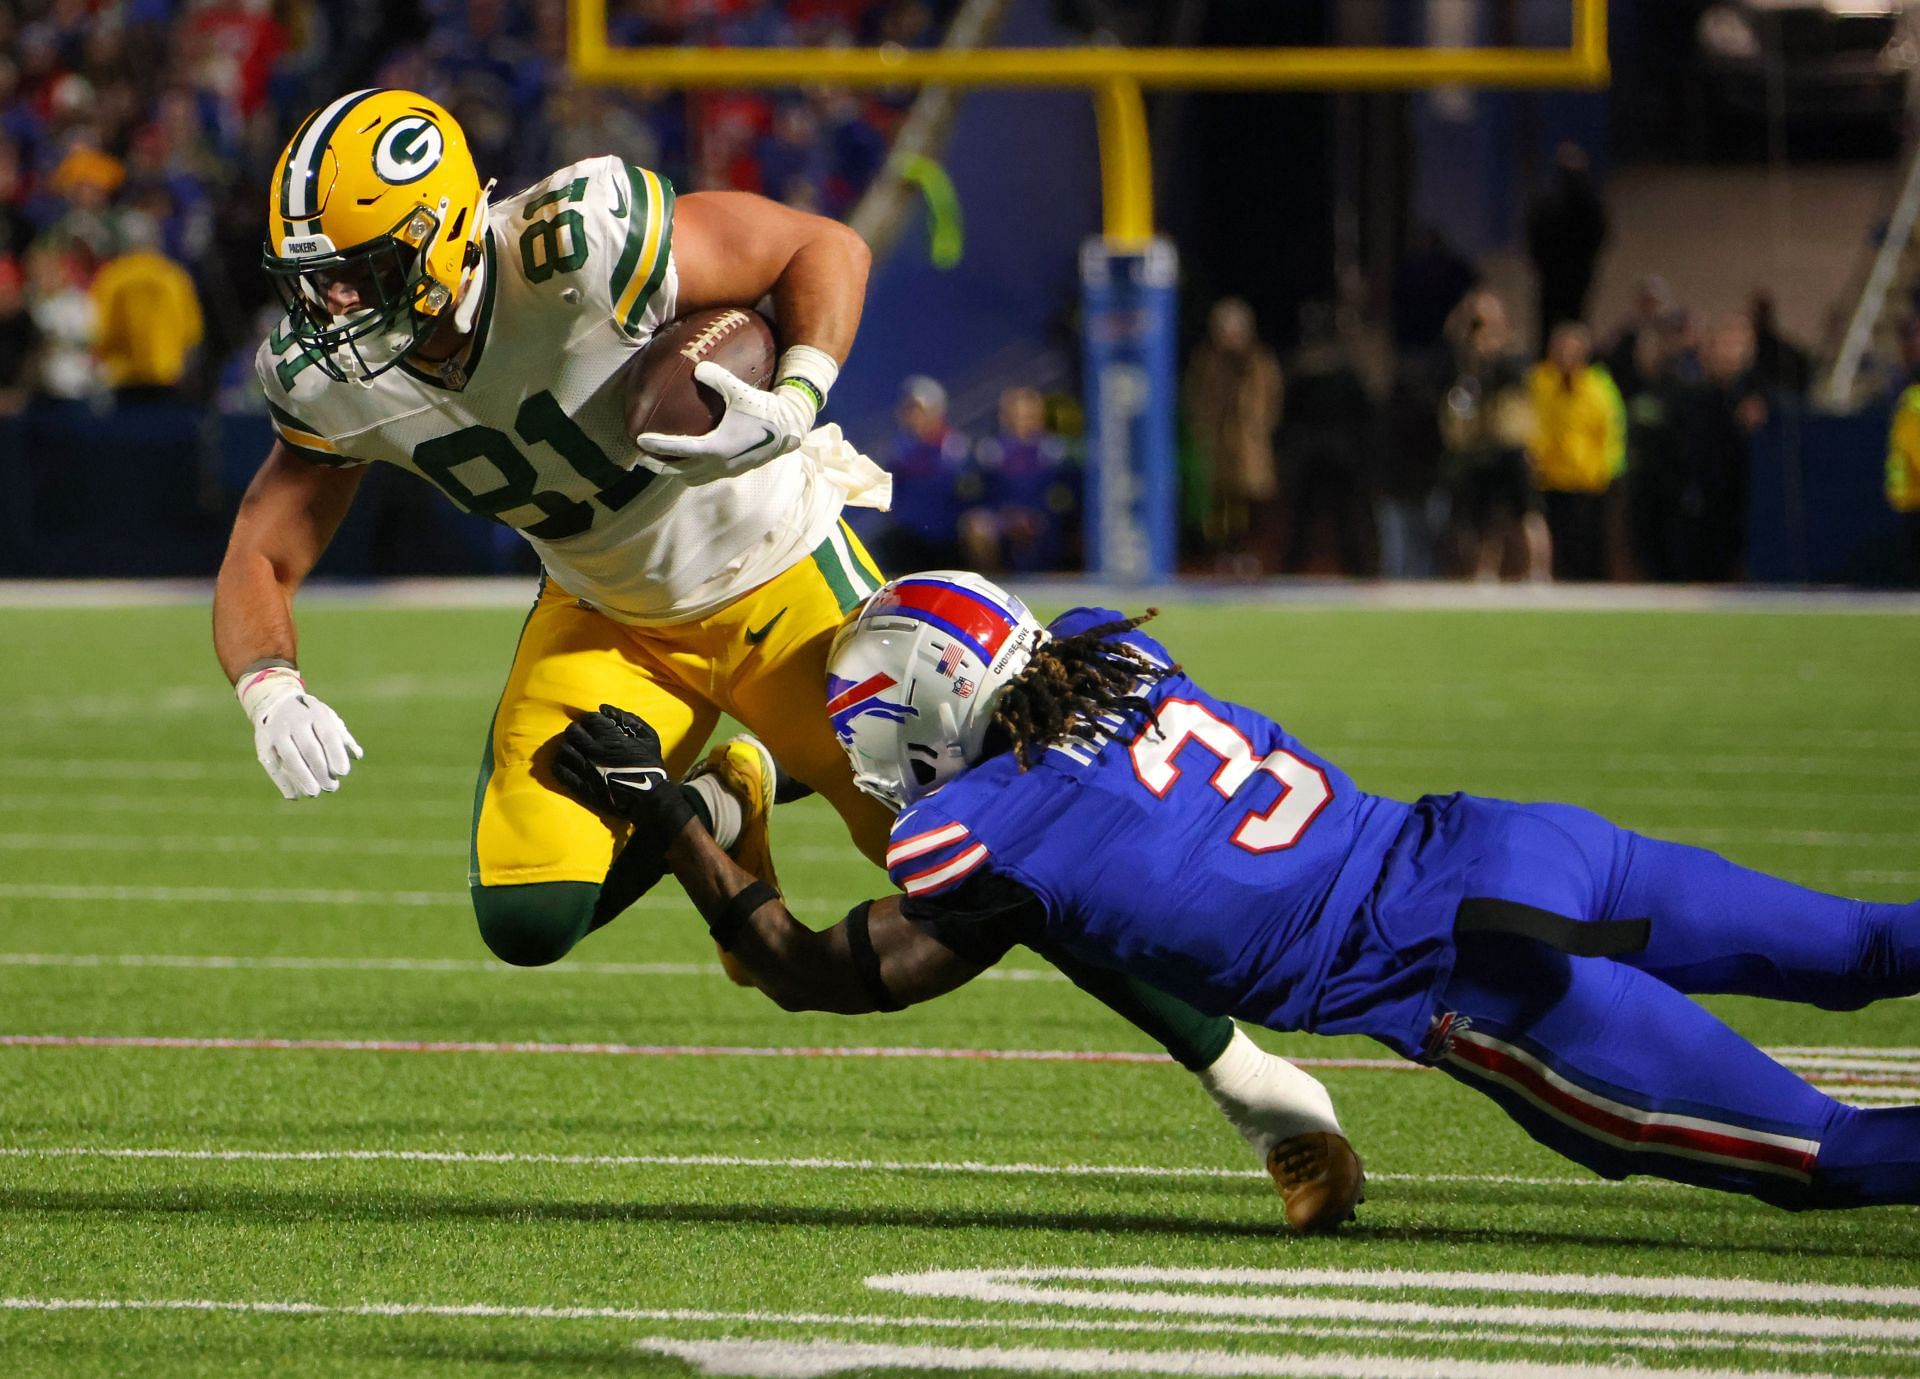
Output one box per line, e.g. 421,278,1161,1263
566,0,1609,579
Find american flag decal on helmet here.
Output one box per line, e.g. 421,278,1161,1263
936,642,964,677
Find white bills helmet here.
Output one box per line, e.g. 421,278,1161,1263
826,571,1049,811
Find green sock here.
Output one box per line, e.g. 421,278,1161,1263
1029,940,1234,1071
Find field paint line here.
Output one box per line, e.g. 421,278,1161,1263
2,1032,1915,1094
639,1337,1843,1379
0,833,464,858
869,1269,1920,1342
0,793,458,819
0,1294,1896,1367
14,573,1920,611
0,883,463,908
0,883,855,912
5,672,498,723
1331,746,1920,781
889,1266,1920,1310
0,1033,1179,1064
0,833,857,864
0,758,471,785
0,952,1069,983
1775,1046,1920,1058
0,1144,1655,1193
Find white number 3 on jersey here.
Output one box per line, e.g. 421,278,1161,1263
1129,699,1332,853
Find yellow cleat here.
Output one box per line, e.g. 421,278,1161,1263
690,735,781,987
1266,1131,1366,1234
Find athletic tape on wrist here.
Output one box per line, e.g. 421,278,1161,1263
843,899,904,1013
236,664,303,718
775,343,838,418
708,879,780,949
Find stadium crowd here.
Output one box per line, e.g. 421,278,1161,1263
0,5,1911,582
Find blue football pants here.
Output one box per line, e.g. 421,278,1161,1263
1426,799,1920,1210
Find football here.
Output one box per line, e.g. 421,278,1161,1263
622,307,778,442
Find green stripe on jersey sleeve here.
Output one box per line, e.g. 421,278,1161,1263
608,166,676,337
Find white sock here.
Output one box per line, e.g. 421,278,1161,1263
685,775,743,851
1198,1026,1343,1156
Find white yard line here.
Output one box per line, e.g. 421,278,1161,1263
0,1143,1657,1193
10,574,1920,612
0,952,1067,983
0,1293,1896,1368
637,1337,1855,1379
0,1030,1912,1103
0,832,855,862
869,1268,1920,1343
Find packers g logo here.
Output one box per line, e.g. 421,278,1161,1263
372,117,444,185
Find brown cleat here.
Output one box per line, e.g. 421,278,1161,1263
1266,1131,1365,1234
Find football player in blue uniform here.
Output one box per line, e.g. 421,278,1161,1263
551,572,1920,1214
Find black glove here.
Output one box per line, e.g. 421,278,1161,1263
550,704,696,835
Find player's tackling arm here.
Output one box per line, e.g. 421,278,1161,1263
664,816,987,1014
635,191,871,476
212,441,366,798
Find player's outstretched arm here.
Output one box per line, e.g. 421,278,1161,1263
550,706,986,1012
667,820,984,1014
636,192,870,481
213,442,366,799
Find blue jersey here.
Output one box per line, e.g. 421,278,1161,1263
886,608,1467,1056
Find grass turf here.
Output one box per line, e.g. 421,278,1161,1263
0,596,1917,1378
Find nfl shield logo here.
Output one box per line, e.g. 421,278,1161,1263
952,676,975,698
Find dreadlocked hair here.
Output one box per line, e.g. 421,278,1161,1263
985,610,1178,770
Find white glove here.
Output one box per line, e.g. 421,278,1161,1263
237,665,364,800
637,344,840,487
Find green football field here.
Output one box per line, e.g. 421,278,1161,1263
2,590,1918,1378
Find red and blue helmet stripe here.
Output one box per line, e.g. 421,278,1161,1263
869,577,1025,666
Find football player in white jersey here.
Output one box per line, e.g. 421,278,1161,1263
210,90,1356,1220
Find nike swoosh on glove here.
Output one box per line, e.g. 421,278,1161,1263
237,666,364,800
636,361,817,486
550,704,695,835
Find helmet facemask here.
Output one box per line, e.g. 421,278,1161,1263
263,204,459,383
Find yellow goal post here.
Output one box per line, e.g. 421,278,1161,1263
566,0,1609,249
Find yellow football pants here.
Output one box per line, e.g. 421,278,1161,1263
469,518,893,895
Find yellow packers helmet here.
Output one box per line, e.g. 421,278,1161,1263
262,89,491,381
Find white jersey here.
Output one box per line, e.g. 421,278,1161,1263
256,155,845,624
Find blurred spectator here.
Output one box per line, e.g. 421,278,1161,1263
1887,414,1920,583
1278,302,1374,575
1676,314,1767,582
1886,319,1920,584
1527,143,1608,354
1392,224,1479,364
1525,323,1625,582
44,142,126,266
1748,290,1811,397
1379,358,1448,579
24,241,96,403
1184,297,1282,575
90,212,203,402
0,135,33,262
1619,323,1694,582
971,385,1079,574
876,375,976,571
1604,274,1683,394
1440,290,1545,582
0,255,39,415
